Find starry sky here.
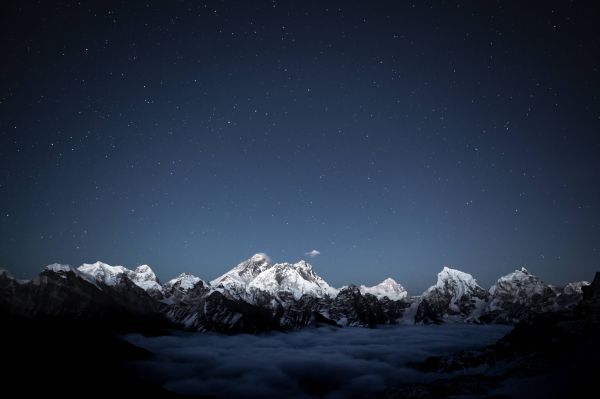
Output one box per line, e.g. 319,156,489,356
1,1,599,293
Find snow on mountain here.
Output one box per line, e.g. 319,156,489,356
562,280,590,296
248,260,338,300
434,267,483,299
77,261,162,296
487,267,548,311
129,265,163,294
210,254,338,302
210,253,273,298
415,267,488,323
479,267,573,323
43,263,101,288
5,256,594,333
360,278,408,301
165,273,203,293
78,261,130,286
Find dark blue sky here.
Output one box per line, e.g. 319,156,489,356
1,1,599,292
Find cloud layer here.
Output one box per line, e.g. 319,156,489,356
125,325,510,399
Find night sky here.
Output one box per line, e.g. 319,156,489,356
1,1,599,292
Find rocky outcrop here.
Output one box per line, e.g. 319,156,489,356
481,268,588,323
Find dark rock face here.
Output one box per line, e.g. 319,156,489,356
373,375,502,399
480,268,588,324
581,272,600,299
414,268,489,324
326,285,391,327
166,283,411,333
0,268,169,333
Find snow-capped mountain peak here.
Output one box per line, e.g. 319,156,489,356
247,260,337,300
164,273,203,292
563,281,590,296
415,266,488,323
76,261,163,296
211,253,273,287
250,252,270,263
78,261,129,286
44,263,101,287
434,266,482,295
483,267,569,322
210,254,338,301
488,267,547,299
360,278,408,301
130,264,162,294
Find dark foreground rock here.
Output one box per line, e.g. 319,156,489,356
374,272,600,399
0,317,189,398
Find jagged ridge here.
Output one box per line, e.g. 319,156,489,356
0,254,590,333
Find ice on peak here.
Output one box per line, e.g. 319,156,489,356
212,254,337,301
135,264,153,273
166,273,202,291
78,261,129,286
251,253,270,263
489,267,547,299
89,260,114,268
211,254,274,288
77,261,162,294
562,281,589,295
360,277,408,301
130,264,162,293
248,261,337,300
45,263,73,273
44,263,102,287
436,267,478,288
293,260,312,269
423,266,485,304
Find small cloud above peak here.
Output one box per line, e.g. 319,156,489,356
251,253,271,263
305,249,320,258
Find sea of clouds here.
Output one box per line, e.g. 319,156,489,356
125,324,510,399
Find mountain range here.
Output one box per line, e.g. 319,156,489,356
0,254,589,333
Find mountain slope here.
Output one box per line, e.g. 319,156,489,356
78,261,163,298
248,260,338,300
211,254,337,303
360,278,408,301
210,253,273,300
415,267,488,323
481,267,588,323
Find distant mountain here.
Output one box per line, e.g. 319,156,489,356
210,253,337,303
210,253,273,300
360,278,408,301
0,255,590,333
0,264,168,333
415,267,488,324
163,273,204,298
481,267,587,323
78,261,164,298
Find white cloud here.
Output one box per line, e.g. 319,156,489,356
305,249,320,258
125,325,510,399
